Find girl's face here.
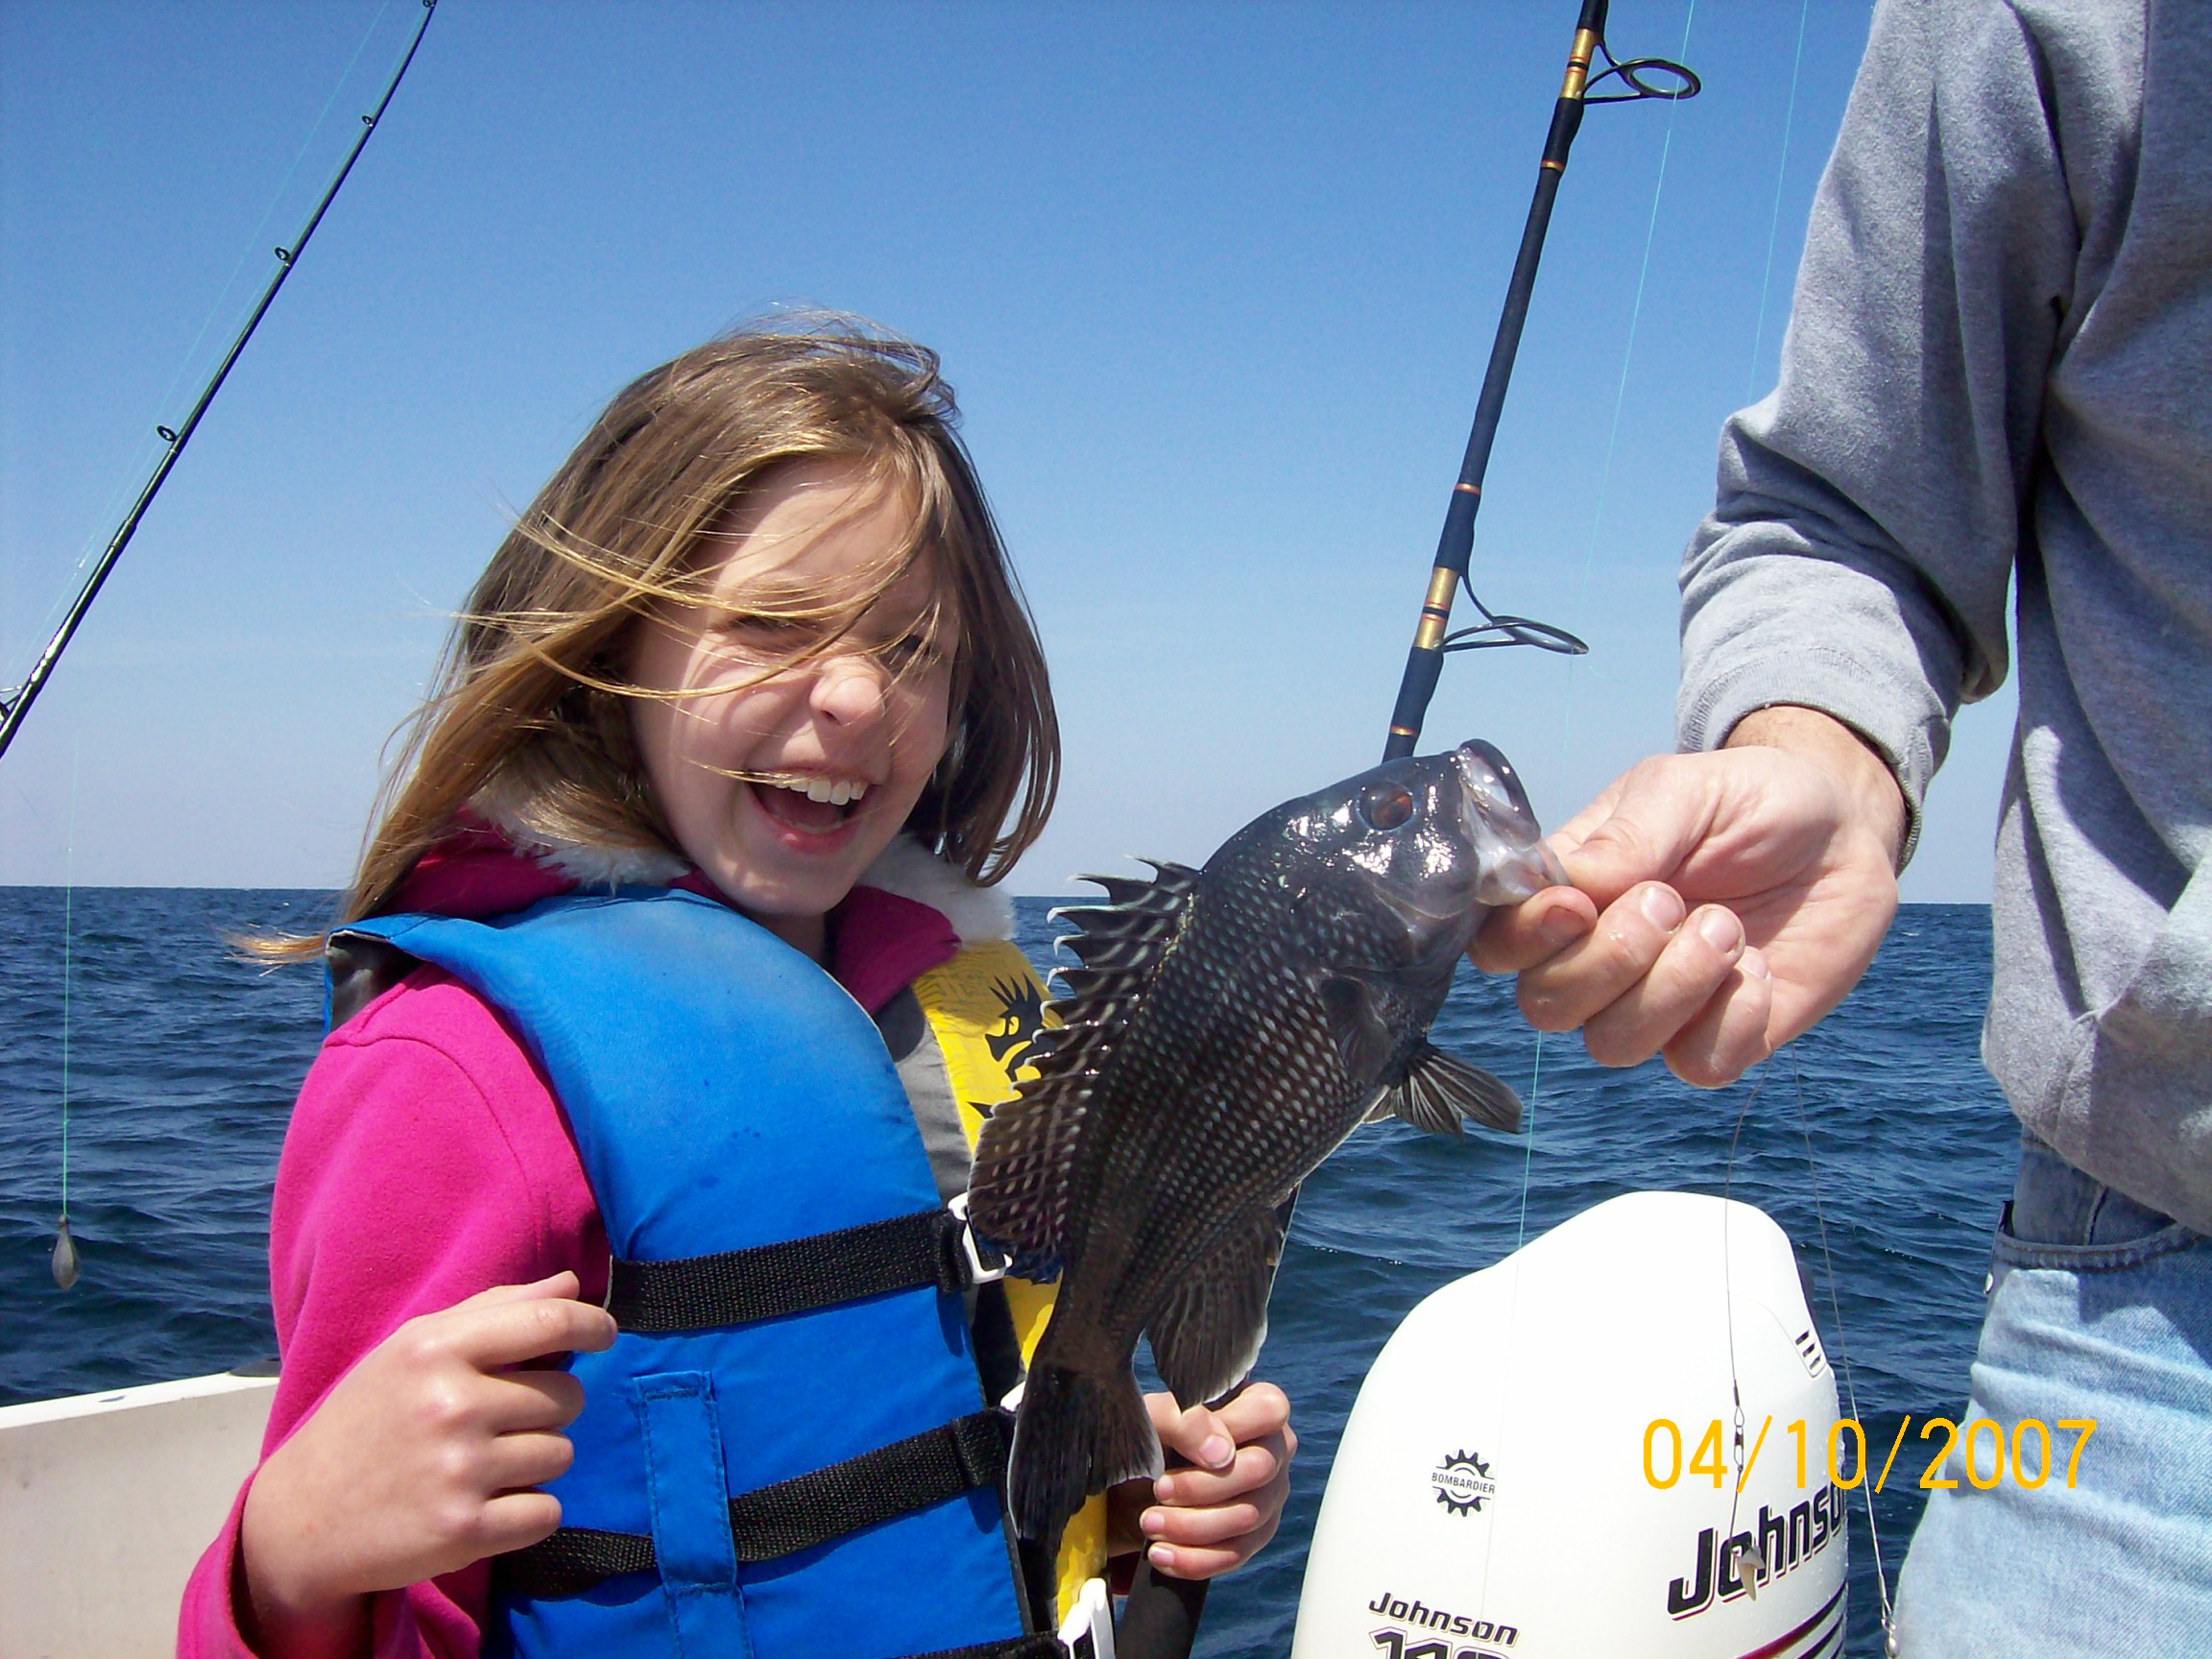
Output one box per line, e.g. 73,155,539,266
629,459,955,958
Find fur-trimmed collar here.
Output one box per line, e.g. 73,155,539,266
469,777,1010,944
856,835,1014,945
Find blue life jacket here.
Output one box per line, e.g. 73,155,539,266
333,889,1048,1659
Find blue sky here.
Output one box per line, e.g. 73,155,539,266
0,0,2014,899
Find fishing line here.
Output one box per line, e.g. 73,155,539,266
12,1,397,677
0,0,439,761
1570,0,1697,627
1381,0,1695,762
52,740,81,1289
1787,1046,1898,1649
1744,0,1813,407
1717,1063,1772,1584
1719,17,1898,1642
1469,1,1700,1623
1514,0,1697,1241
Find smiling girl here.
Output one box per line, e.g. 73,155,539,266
180,322,1294,1659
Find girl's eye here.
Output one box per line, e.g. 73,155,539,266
881,632,942,668
723,613,818,645
1357,782,1415,832
726,613,795,633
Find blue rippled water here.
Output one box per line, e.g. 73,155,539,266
0,889,2016,1656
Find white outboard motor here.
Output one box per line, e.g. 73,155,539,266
1292,1191,1846,1658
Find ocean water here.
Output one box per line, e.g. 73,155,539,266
0,889,2017,1657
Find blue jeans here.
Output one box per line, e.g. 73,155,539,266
1891,1135,2212,1655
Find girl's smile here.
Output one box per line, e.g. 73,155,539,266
627,459,955,957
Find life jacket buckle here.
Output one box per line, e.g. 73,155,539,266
1056,1575,1116,1659
947,1191,1009,1286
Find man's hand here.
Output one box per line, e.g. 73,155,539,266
1108,1383,1296,1580
1471,707,1905,1086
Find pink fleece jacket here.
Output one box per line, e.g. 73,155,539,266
177,835,962,1658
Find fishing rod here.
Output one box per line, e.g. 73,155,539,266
0,0,439,764
1382,0,1696,761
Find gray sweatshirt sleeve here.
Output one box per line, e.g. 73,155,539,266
1676,0,2080,861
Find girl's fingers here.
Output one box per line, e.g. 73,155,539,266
452,1272,583,1310
473,1489,566,1557
1149,1398,1236,1473
1143,1485,1285,1579
481,1367,588,1432
1208,1382,1289,1445
1153,1435,1290,1506
1579,903,1746,1069
1142,1496,1265,1549
479,1429,578,1493
452,1295,617,1370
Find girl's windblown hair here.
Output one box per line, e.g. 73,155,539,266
274,317,1056,955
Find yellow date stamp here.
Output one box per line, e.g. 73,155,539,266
1643,1415,2099,1494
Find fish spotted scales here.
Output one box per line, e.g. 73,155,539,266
970,739,1567,1549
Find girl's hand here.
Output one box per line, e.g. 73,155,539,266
1110,1382,1296,1580
239,1273,617,1658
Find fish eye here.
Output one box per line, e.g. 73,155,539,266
1357,781,1415,832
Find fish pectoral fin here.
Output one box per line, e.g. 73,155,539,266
1317,973,1400,1079
1143,1204,1286,1408
1385,1042,1523,1136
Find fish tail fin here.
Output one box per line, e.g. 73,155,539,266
1010,1360,1161,1546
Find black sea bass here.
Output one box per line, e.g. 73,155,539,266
968,739,1566,1546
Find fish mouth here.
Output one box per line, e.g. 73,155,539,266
1454,742,1569,906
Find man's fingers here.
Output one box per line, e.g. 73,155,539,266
451,1296,617,1370
1662,950,1776,1087
1516,882,1686,1035
1548,781,1623,854
1469,887,1596,974
1580,904,1747,1069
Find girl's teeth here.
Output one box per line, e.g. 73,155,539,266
773,776,868,805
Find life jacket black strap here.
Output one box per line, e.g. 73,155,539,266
496,1409,1015,1595
728,1405,1010,1563
909,1638,1068,1659
608,1205,998,1333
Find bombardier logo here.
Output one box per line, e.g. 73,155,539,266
1430,1449,1496,1515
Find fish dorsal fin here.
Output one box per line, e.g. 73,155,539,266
1144,1197,1291,1408
1032,859,1199,1077
1363,1041,1524,1136
968,859,1201,1277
